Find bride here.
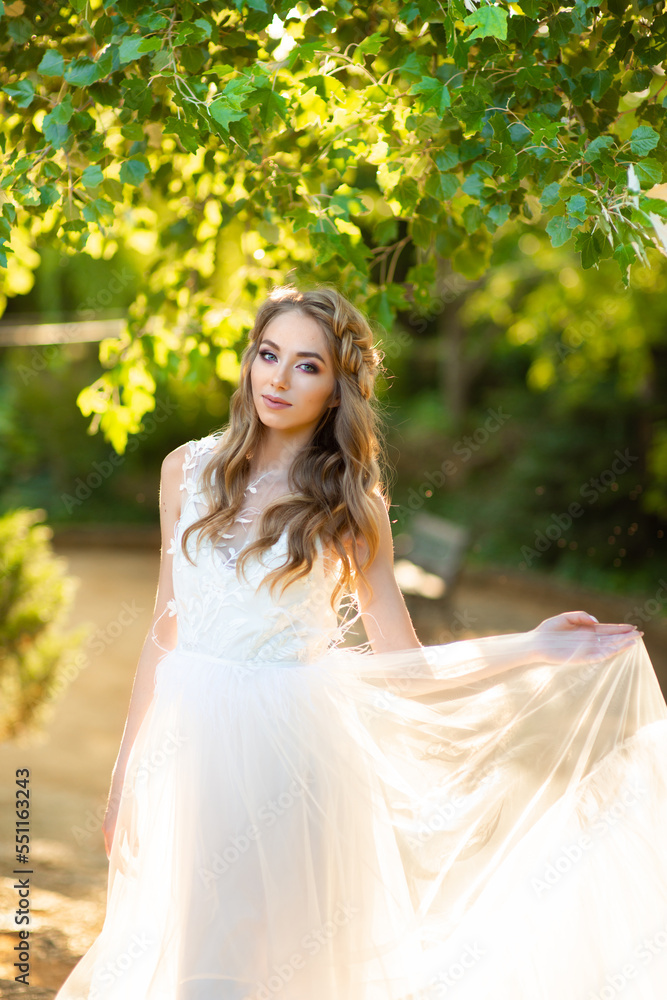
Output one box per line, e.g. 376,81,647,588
55,284,667,1000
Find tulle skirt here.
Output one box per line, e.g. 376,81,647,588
55,632,667,999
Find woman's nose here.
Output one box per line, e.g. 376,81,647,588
271,366,289,389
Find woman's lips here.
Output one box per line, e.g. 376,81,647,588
262,395,292,409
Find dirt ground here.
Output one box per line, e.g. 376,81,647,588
1,544,665,998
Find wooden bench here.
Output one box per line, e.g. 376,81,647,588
393,511,470,600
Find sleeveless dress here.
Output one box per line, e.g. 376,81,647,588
55,434,667,1000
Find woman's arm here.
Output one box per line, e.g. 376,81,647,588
102,443,187,855
353,493,423,654
353,497,641,685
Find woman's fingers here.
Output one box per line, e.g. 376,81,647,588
564,612,639,633
592,622,640,634
596,630,642,651
563,611,598,625
543,612,641,635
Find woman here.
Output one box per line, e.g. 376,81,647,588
56,285,667,1000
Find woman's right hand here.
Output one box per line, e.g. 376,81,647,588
531,611,642,665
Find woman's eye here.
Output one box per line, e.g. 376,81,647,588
259,350,318,374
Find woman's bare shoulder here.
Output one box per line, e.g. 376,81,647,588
161,432,224,479
161,442,190,479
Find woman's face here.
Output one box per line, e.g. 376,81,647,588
250,309,339,436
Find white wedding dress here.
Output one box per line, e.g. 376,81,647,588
56,434,667,1000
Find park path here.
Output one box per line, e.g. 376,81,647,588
0,545,665,997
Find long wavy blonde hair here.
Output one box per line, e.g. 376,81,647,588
181,283,389,612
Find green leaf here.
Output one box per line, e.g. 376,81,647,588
42,99,74,149
37,50,65,77
393,177,421,214
254,88,290,127
163,116,200,153
286,43,321,70
510,15,538,48
524,111,561,143
2,80,35,108
583,135,614,162
548,11,574,45
14,183,41,207
642,197,667,218
539,182,561,206
455,88,487,134
633,158,663,187
119,158,149,186
574,228,605,269
310,231,344,265
462,203,484,233
487,203,511,227
410,77,451,116
412,216,433,249
463,5,509,41
366,289,394,331
566,194,588,221
64,57,102,86
41,162,62,180
136,12,170,30
82,165,104,188
630,126,660,157
488,144,517,175
439,173,459,199
399,51,430,79
398,2,422,24
210,99,246,131
137,37,163,53
7,16,31,44
589,69,614,101
291,207,319,231
89,198,114,221
118,36,149,66
174,23,202,45
193,18,213,38
627,69,652,93
613,242,636,274
229,116,254,151
39,183,60,207
121,122,144,142
353,32,385,62
436,145,459,171
462,173,485,198
2,202,17,225
546,215,574,247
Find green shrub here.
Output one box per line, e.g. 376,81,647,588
0,509,87,741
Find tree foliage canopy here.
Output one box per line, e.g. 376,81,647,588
1,0,666,448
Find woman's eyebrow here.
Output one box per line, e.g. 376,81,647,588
260,338,327,364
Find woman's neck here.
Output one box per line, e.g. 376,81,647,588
248,436,307,479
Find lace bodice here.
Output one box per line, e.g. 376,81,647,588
167,435,359,665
